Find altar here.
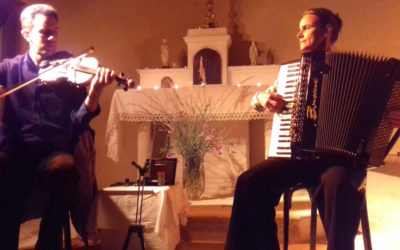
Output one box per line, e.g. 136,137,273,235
105,26,280,198
105,85,273,198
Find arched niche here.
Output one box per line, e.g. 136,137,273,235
193,48,221,85
160,76,174,88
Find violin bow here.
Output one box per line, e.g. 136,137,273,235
0,47,95,98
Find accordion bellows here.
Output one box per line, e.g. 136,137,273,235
314,52,400,166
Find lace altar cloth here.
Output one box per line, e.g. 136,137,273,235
106,85,270,162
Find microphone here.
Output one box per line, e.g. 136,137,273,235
132,160,149,176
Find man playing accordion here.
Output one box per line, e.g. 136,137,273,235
226,7,400,250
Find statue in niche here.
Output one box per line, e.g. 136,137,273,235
193,49,221,85
249,41,258,65
199,56,207,84
161,38,169,68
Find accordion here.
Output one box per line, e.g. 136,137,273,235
269,51,400,167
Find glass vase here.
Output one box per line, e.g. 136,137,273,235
182,154,205,200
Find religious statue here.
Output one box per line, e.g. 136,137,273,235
199,56,207,84
201,0,218,28
161,38,169,68
249,41,258,65
266,49,274,65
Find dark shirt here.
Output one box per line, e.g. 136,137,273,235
0,52,100,156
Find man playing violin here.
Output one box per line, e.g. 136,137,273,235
0,4,114,249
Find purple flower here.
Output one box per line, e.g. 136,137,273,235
205,134,215,143
216,145,223,155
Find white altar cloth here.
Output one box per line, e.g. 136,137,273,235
106,85,270,162
89,185,190,250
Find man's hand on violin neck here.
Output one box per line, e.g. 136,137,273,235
92,67,115,90
85,67,115,112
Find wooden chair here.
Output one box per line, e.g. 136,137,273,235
21,129,95,250
283,182,372,250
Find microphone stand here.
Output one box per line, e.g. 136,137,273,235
122,160,149,250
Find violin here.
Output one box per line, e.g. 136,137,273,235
0,47,135,98
39,56,133,88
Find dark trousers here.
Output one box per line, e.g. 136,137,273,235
0,151,79,250
225,157,366,250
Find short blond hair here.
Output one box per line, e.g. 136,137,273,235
20,4,58,30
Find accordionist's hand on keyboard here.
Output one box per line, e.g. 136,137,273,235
252,91,287,113
266,92,287,113
388,110,400,128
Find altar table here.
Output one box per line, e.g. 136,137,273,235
106,85,271,162
89,185,190,250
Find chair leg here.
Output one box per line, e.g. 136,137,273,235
84,236,90,250
283,191,291,250
64,211,72,250
309,200,317,250
360,190,372,250
283,186,371,250
283,186,319,250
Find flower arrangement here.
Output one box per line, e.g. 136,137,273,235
136,87,238,199
157,99,225,199
160,103,223,160
137,88,226,199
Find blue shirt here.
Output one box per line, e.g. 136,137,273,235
0,52,100,155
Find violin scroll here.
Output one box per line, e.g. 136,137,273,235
116,72,135,91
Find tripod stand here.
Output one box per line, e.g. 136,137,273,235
122,160,149,250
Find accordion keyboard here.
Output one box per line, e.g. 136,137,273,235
268,61,300,158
